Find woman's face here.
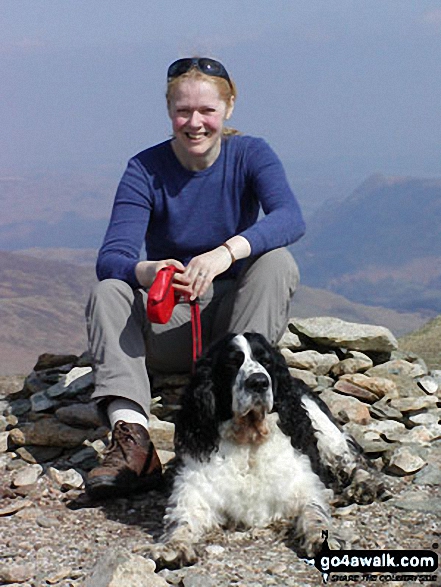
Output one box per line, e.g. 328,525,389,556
168,78,234,171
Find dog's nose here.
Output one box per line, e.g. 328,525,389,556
244,373,270,393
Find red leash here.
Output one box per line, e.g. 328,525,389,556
190,299,202,370
146,267,202,370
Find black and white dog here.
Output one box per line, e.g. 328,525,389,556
153,332,383,567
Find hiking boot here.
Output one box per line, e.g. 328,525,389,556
85,420,163,499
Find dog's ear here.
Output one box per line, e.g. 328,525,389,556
272,347,334,484
174,356,220,461
270,345,295,402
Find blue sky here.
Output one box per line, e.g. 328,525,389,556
1,1,441,194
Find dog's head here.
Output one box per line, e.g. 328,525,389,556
175,332,293,460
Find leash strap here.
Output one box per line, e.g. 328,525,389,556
190,299,202,370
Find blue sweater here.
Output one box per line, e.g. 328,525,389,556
97,135,305,287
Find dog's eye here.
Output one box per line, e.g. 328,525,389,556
226,350,244,367
255,355,272,370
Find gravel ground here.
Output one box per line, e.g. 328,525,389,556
0,376,440,587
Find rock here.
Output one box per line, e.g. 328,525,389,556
6,414,18,429
31,391,58,412
289,317,398,353
390,492,441,514
205,544,226,556
37,514,60,528
408,412,439,427
340,373,397,399
55,402,102,428
45,366,93,398
386,447,427,475
47,467,84,490
288,368,318,388
149,415,175,451
333,379,379,404
365,359,426,379
182,570,216,587
84,548,166,587
280,349,339,375
319,389,372,425
0,415,8,432
15,445,64,464
369,397,403,421
277,330,304,350
0,431,9,453
413,463,441,486
0,401,8,416
343,422,394,454
8,417,100,448
416,376,439,395
156,449,175,465
364,420,407,442
317,375,335,389
22,370,54,396
388,395,438,413
33,353,79,371
156,568,184,585
45,566,75,584
0,563,34,584
12,463,43,487
0,498,33,516
8,398,31,416
330,351,373,376
377,374,425,399
68,445,100,467
403,424,441,445
430,370,441,390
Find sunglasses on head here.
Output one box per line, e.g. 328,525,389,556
167,57,232,87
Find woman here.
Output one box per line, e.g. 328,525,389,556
85,57,305,499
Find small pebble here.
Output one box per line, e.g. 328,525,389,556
36,515,60,528
205,544,225,556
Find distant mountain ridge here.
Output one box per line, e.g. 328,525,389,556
0,249,429,376
0,172,114,250
294,173,441,315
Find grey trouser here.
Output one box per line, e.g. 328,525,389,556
85,248,299,417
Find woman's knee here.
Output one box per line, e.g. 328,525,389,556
86,279,136,323
88,278,134,303
253,248,300,290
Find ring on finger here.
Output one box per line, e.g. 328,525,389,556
198,271,208,278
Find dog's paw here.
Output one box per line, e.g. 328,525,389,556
344,469,384,505
150,541,197,570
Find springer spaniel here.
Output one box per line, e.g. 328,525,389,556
152,333,383,568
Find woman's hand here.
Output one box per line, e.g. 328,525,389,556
135,259,185,288
173,246,232,300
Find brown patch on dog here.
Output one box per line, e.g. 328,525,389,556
225,409,271,445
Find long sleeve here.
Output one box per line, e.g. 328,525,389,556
238,139,305,255
96,158,153,288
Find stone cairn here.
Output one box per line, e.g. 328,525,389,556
1,316,441,497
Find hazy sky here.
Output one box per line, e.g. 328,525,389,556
2,0,441,187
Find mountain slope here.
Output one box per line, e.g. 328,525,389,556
0,251,97,375
294,174,441,314
398,315,441,370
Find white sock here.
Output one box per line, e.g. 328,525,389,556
107,398,149,431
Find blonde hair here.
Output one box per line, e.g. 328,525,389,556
166,67,241,137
